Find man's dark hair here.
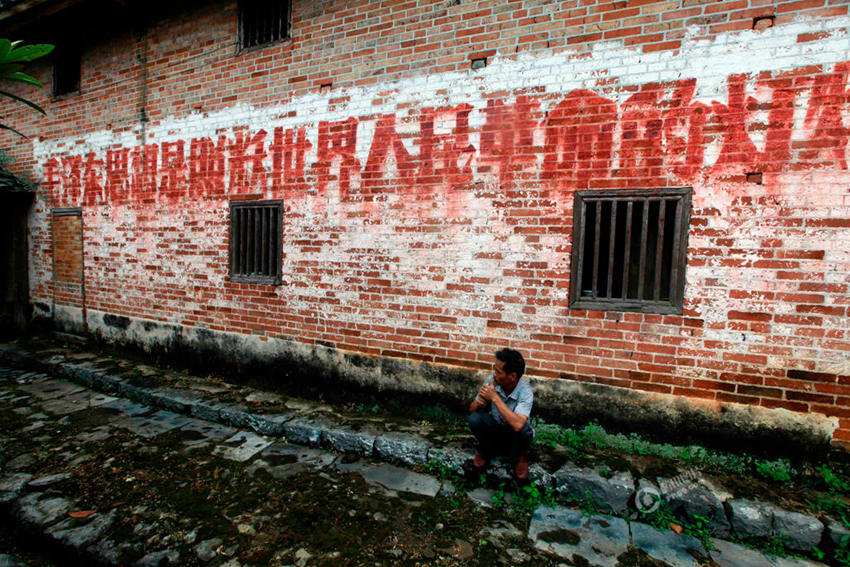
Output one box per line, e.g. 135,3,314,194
496,348,525,379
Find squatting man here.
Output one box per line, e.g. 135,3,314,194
467,348,534,480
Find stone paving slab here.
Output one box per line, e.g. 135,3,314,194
0,473,33,494
16,493,75,528
17,379,85,401
41,390,118,416
46,509,118,550
113,410,191,439
248,443,337,480
710,538,799,567
773,556,831,567
101,399,151,416
13,373,49,385
213,431,272,462
75,424,116,442
358,463,441,497
467,487,500,508
528,505,629,567
260,442,337,469
631,522,709,567
178,418,238,448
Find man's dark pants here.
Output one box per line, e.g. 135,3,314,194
468,411,534,462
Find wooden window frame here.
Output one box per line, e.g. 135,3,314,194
229,200,283,285
569,188,691,314
238,0,292,51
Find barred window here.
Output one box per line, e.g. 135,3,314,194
570,188,691,314
239,0,291,50
53,44,80,96
229,200,282,284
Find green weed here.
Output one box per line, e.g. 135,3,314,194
762,533,788,558
682,513,714,551
638,502,676,532
817,465,850,494
754,458,793,483
510,482,556,516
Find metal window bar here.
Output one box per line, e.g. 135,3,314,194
621,202,633,300
269,208,276,277
591,202,601,298
669,198,684,304
636,197,649,301
653,199,665,301
606,201,616,298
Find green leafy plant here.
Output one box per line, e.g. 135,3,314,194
836,533,850,567
638,502,676,531
574,489,600,516
0,39,54,137
762,533,788,558
510,482,555,516
491,484,506,508
0,150,35,192
683,513,715,551
817,465,850,494
754,458,793,483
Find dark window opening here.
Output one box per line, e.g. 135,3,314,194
570,188,691,314
53,44,81,96
229,200,283,284
239,0,291,50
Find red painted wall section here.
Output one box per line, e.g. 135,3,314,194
1,0,849,444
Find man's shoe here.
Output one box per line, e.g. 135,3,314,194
515,451,529,480
473,453,488,470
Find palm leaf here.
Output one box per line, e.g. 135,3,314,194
0,63,25,77
5,71,43,88
0,89,45,114
0,123,27,138
0,39,11,61
4,43,53,63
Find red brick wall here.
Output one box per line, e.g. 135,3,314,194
2,0,849,445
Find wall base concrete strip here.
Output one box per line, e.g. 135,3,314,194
282,417,332,446
246,412,292,436
374,432,432,466
322,427,376,456
425,445,474,475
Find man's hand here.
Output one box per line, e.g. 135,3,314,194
479,383,497,402
469,376,494,413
